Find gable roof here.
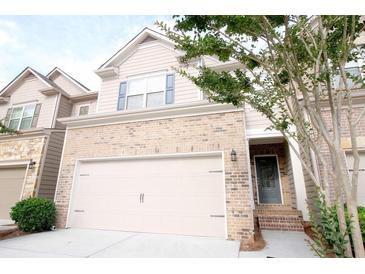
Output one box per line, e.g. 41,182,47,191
0,67,61,97
47,67,90,93
97,27,175,70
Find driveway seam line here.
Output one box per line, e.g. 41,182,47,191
85,233,139,258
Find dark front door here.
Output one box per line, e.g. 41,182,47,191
255,156,282,204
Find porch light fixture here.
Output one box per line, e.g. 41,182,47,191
230,149,237,161
29,160,36,169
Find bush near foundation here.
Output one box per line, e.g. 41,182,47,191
10,197,56,233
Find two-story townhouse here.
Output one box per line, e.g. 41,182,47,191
0,67,97,222
53,28,311,244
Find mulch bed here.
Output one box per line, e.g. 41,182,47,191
240,229,266,251
303,222,314,240
0,225,29,240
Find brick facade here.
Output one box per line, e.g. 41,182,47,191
306,104,365,205
54,110,255,242
249,143,304,231
0,135,47,198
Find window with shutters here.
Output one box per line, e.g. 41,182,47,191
7,103,39,130
118,72,175,111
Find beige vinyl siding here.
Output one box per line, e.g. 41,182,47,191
51,73,86,96
71,99,97,116
38,131,65,200
55,95,73,129
97,43,201,113
0,74,57,128
245,105,272,132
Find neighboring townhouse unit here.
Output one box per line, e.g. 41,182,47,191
0,67,97,221
53,28,311,243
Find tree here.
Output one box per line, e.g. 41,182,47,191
158,15,365,257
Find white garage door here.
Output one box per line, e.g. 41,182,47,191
0,167,26,219
346,152,365,206
68,154,226,238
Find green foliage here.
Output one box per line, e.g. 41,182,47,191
158,16,365,137
0,120,17,135
10,197,56,233
308,192,350,257
356,206,365,246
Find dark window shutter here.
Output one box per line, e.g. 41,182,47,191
31,104,41,128
165,74,175,104
4,108,12,127
117,81,127,110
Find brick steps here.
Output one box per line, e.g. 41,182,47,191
255,210,304,231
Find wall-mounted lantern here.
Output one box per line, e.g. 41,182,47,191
230,149,237,161
29,160,36,169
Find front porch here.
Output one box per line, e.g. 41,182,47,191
248,137,306,231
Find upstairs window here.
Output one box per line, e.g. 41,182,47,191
117,73,174,111
333,67,363,89
79,105,89,116
7,103,40,130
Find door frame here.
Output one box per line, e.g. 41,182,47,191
66,151,228,238
253,154,284,205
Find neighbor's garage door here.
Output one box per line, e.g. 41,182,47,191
346,152,365,206
0,167,26,219
68,154,226,238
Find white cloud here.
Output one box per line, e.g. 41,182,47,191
0,19,22,48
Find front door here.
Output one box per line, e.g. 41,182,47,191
255,155,282,204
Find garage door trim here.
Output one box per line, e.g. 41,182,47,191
66,151,228,238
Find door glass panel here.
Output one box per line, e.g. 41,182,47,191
255,156,282,204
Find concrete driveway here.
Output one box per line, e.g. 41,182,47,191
0,228,240,258
239,230,316,258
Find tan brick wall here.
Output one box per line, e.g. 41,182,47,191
0,136,46,198
309,105,365,204
54,111,255,242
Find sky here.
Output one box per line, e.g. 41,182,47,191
0,15,172,91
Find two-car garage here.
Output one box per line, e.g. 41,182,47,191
67,153,227,238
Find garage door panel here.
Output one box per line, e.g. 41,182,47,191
0,167,27,219
69,154,226,238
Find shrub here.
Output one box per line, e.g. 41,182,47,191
357,206,365,246
308,192,350,257
308,191,365,257
10,197,56,233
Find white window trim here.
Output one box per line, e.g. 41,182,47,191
9,102,37,130
253,154,284,205
78,104,90,116
124,71,168,110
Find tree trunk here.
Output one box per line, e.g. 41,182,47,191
347,198,365,257
336,202,353,257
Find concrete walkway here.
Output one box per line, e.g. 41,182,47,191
239,230,316,258
0,228,240,258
